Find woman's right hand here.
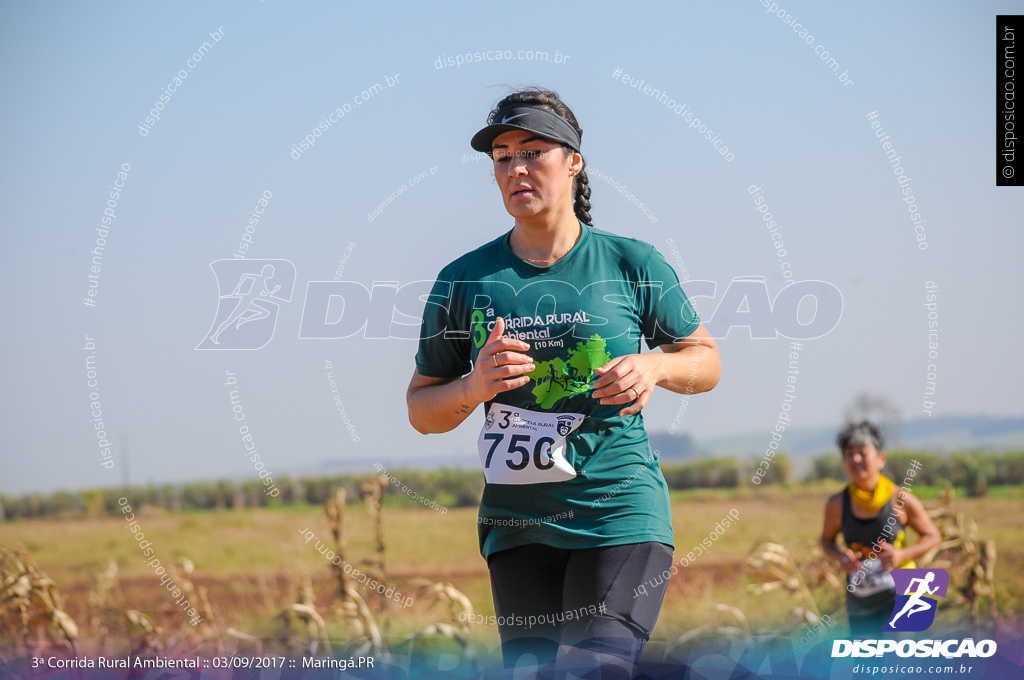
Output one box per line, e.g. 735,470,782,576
465,317,535,404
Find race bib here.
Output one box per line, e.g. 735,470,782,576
849,556,896,598
477,403,584,485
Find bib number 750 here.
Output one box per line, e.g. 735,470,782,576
482,432,556,471
477,402,582,484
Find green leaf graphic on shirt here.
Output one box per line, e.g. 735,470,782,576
528,335,610,409
568,335,611,377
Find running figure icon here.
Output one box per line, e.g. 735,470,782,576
888,571,939,628
211,265,281,345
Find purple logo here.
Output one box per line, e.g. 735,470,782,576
883,568,949,632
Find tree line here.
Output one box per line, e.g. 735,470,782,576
2,450,1020,521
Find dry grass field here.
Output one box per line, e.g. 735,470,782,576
1,484,1021,660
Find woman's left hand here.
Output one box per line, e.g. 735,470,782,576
591,354,664,416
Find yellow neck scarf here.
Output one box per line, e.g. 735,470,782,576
849,475,894,513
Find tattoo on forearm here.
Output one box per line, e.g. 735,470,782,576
455,403,473,415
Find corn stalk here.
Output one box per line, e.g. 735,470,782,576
87,558,123,651
0,545,79,660
745,541,821,620
325,487,349,604
921,490,998,626
360,477,389,587
275,576,331,656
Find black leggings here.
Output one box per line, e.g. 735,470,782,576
847,589,897,637
486,541,674,676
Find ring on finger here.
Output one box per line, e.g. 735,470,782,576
629,387,640,401
493,353,501,367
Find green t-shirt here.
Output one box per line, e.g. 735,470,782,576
414,221,700,558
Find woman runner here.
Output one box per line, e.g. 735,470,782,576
820,421,941,636
407,88,721,676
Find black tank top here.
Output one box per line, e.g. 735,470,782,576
840,486,904,556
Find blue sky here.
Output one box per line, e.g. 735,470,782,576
2,1,1021,494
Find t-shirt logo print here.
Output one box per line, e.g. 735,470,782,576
528,335,611,409
882,568,949,632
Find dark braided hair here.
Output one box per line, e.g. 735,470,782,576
486,88,593,225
